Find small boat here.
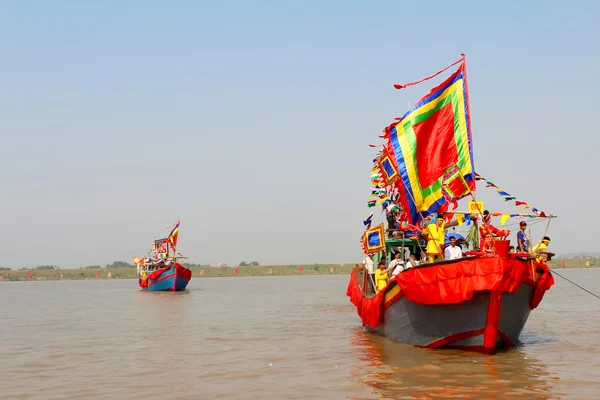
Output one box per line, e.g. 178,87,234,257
348,55,556,354
134,220,192,292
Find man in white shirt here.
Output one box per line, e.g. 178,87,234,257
406,254,419,269
444,237,463,260
389,252,405,278
362,254,375,294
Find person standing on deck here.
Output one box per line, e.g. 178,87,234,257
444,237,463,260
389,252,405,278
532,236,552,262
479,212,510,251
375,261,392,292
362,253,375,294
424,214,459,263
516,221,530,253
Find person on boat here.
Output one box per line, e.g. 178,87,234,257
479,213,510,251
532,236,553,262
362,253,375,294
406,253,419,269
389,252,405,278
509,246,516,254
424,214,459,263
374,261,392,292
516,221,530,253
444,236,463,260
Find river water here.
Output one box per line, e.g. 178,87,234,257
1,269,599,399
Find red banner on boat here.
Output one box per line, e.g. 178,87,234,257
394,257,549,305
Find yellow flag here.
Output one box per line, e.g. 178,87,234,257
500,214,510,226
586,261,590,267
521,205,532,209
456,214,465,225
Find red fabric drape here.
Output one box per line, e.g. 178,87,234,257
395,257,531,305
530,261,554,309
346,270,385,327
347,257,555,327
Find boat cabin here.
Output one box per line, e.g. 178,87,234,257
370,235,427,266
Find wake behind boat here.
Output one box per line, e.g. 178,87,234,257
133,220,192,292
347,54,555,354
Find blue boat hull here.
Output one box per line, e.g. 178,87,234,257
139,264,191,292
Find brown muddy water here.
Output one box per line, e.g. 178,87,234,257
1,269,599,399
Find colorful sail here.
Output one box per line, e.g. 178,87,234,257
387,60,475,223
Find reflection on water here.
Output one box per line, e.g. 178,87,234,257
0,270,599,399
348,329,560,399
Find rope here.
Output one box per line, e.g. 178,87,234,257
551,269,600,301
393,55,464,90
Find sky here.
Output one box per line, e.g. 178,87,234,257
1,0,599,268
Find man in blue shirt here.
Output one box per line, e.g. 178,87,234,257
517,221,530,253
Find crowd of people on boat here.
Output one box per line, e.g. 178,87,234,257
136,256,177,280
362,210,553,293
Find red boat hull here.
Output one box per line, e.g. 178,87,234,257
347,255,554,354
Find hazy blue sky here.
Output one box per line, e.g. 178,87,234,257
2,1,598,268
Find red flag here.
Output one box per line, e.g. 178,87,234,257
300,266,304,274
29,272,33,280
561,259,566,267
235,267,239,275
95,271,99,279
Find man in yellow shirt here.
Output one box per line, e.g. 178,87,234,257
532,236,552,262
424,214,460,263
374,261,392,292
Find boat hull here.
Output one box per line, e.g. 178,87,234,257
139,264,192,292
367,281,534,354
348,255,554,355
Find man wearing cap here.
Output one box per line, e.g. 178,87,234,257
517,221,531,253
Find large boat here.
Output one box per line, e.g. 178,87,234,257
134,220,192,292
347,55,556,354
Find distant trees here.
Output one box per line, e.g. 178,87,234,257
0,267,11,271
83,265,101,269
104,261,134,268
238,261,259,266
35,265,58,270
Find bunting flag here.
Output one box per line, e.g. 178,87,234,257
500,214,510,226
476,173,543,214
168,220,180,248
377,147,400,186
363,223,386,253
363,211,374,229
386,60,475,224
367,199,377,208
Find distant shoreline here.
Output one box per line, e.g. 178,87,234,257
0,264,355,281
0,258,597,281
